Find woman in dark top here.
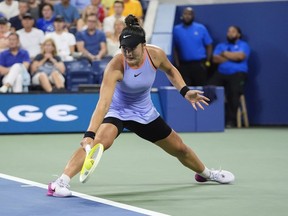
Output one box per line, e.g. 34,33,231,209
30,38,65,92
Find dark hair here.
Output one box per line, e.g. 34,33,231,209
121,14,145,41
232,25,242,38
114,0,124,7
41,3,54,12
19,0,29,5
8,32,20,40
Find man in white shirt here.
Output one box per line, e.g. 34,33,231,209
0,17,11,53
17,13,45,60
0,0,19,20
45,15,76,61
103,0,125,37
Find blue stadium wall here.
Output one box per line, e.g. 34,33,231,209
172,1,288,125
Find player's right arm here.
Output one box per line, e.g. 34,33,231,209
81,54,124,148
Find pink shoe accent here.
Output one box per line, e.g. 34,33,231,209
47,183,54,196
195,174,208,182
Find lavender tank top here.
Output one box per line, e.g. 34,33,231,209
105,50,159,124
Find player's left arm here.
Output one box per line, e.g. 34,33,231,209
153,47,209,110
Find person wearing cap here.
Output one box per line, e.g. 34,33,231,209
17,13,45,60
54,0,80,30
0,17,10,52
9,0,29,32
45,15,76,61
47,15,235,198
0,32,30,93
76,13,106,61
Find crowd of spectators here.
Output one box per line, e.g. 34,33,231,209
0,0,147,93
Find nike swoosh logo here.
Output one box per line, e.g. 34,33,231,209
134,72,142,77
123,35,131,39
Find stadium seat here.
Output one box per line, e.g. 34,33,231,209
64,59,95,92
91,57,112,84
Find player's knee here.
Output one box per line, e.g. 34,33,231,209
94,136,114,151
168,140,189,159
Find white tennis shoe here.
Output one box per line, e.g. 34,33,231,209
195,169,235,184
47,179,72,197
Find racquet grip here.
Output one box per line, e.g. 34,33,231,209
85,145,91,155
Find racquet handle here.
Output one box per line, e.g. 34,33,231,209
85,145,91,155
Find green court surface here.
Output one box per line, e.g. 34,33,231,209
1,127,288,216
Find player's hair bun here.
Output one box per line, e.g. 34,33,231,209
125,14,139,27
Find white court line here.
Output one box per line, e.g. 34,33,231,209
0,173,170,216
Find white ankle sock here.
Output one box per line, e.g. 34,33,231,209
199,167,211,178
60,174,71,184
0,85,8,93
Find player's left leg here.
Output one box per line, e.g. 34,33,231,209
155,130,205,173
155,130,235,184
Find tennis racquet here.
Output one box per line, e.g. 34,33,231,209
79,143,104,183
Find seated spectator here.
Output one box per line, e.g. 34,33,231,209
76,13,106,61
208,26,251,128
101,0,114,10
45,15,76,61
90,0,107,23
103,0,125,37
44,0,61,5
17,13,45,60
0,32,30,93
70,0,90,13
108,0,143,20
106,18,124,57
28,0,40,20
54,0,80,31
36,3,55,33
77,5,98,32
0,0,19,20
9,0,29,32
0,17,11,52
30,38,66,92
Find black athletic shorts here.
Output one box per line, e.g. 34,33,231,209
102,116,172,143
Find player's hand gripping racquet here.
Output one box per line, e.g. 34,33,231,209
79,143,104,183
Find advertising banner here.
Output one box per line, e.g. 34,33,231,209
0,93,162,134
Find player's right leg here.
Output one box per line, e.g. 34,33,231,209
47,122,119,197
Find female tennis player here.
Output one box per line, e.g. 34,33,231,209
48,15,235,197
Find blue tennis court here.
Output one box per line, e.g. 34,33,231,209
0,174,169,216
